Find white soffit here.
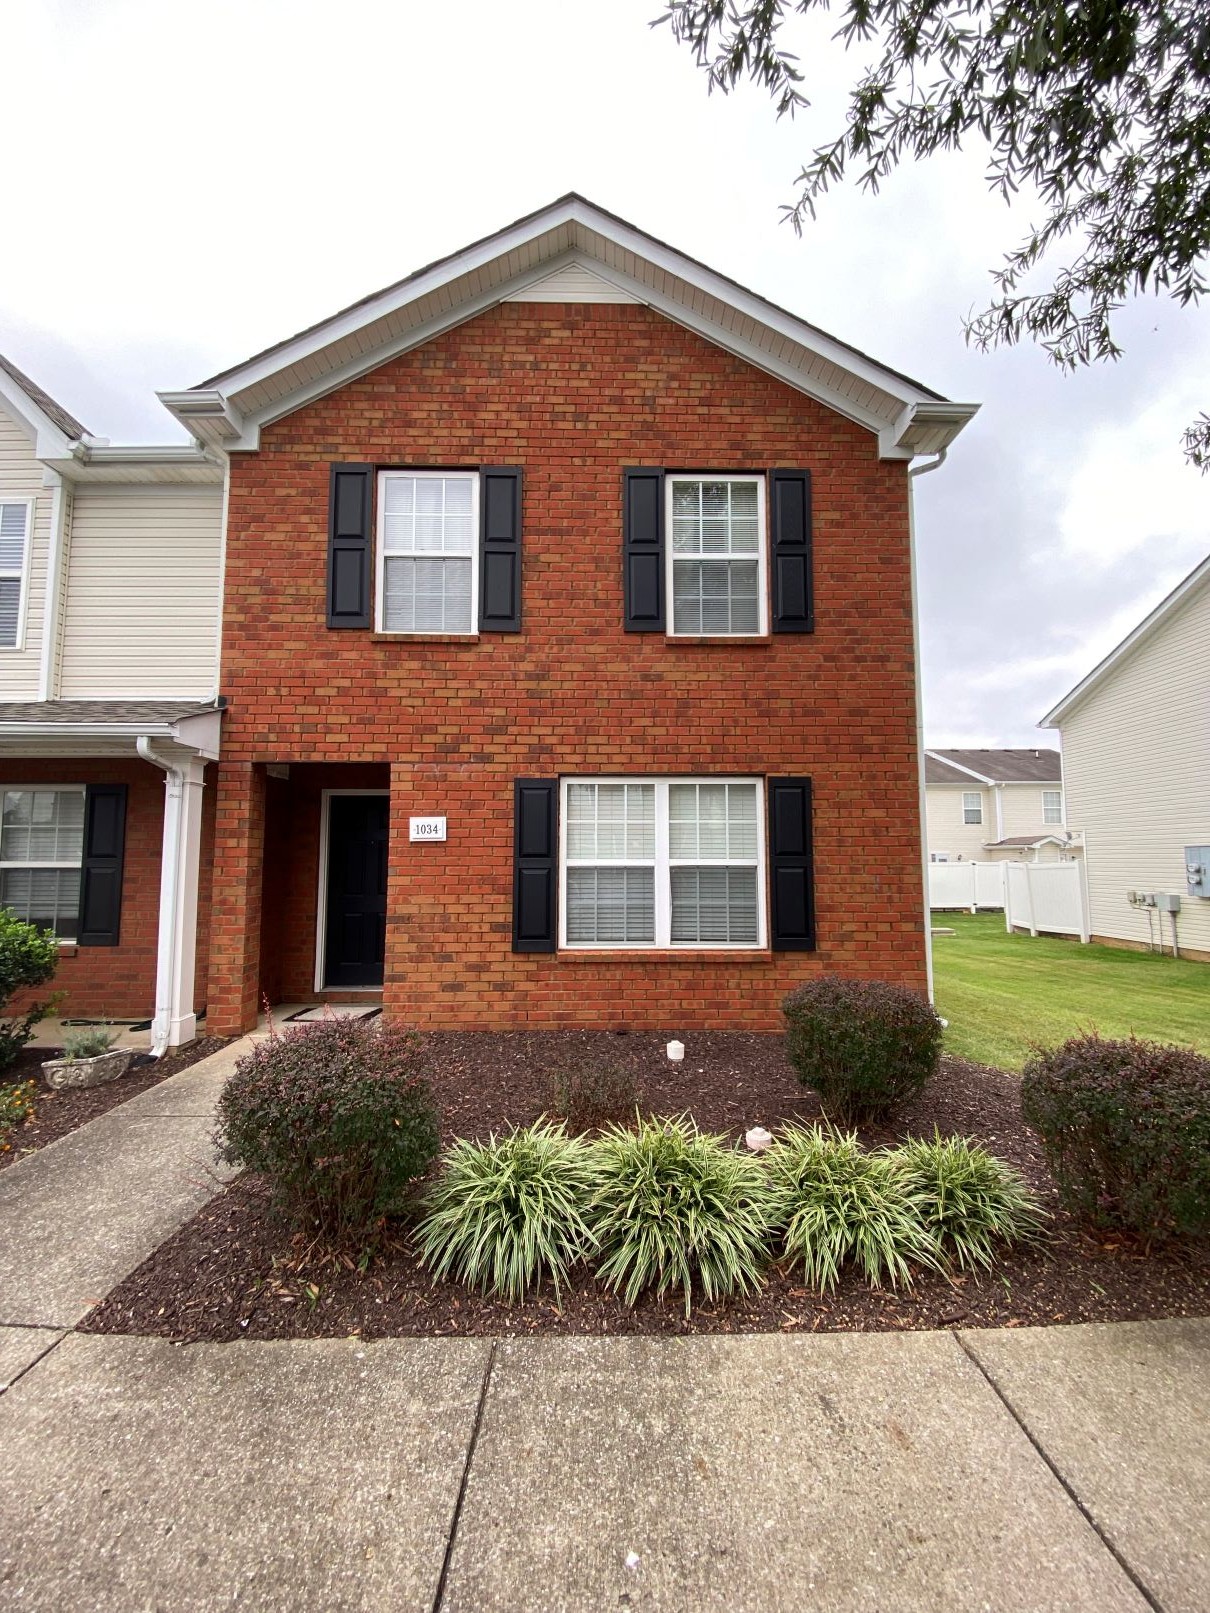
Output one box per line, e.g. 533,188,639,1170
160,195,978,458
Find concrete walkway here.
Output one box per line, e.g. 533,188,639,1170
0,1038,251,1328
0,1319,1206,1611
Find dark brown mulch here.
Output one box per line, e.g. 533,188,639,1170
82,1032,1210,1342
0,1036,230,1171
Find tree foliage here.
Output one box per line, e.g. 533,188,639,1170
659,0,1210,464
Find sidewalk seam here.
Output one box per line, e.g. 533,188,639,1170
954,1332,1165,1613
0,1330,66,1395
431,1340,497,1613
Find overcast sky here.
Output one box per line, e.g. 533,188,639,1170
4,0,1206,746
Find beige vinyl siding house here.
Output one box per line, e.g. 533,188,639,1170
1043,556,1210,961
0,398,57,699
924,749,1076,863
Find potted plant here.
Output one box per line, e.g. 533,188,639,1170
42,1025,133,1090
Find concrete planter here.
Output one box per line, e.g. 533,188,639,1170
41,1047,134,1091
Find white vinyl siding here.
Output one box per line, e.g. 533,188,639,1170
1042,790,1063,825
0,406,51,697
667,475,766,637
58,483,223,696
0,500,31,648
0,787,85,939
377,471,478,635
962,791,983,825
561,777,765,949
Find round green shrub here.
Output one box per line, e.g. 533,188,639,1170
1021,1034,1210,1238
782,975,943,1126
765,1124,939,1291
892,1132,1047,1271
416,1120,598,1301
0,908,60,1075
586,1115,773,1316
215,1018,439,1244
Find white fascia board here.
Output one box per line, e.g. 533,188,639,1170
923,751,996,786
0,716,221,761
1040,553,1210,727
0,370,76,461
156,388,244,446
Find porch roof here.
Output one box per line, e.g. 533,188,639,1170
0,699,223,760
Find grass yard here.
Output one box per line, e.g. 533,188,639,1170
932,911,1210,1071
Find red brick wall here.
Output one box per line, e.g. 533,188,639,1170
212,302,926,1032
0,758,217,1021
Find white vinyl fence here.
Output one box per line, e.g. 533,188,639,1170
928,861,1006,912
1004,860,1090,942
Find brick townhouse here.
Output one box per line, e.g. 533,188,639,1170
0,196,976,1042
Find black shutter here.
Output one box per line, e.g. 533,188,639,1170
327,464,373,629
77,784,128,948
623,468,665,631
768,777,815,950
479,466,522,632
769,469,814,633
513,779,557,952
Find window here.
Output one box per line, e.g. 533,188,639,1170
1042,789,1063,825
561,778,764,948
376,471,478,634
667,475,766,636
0,501,31,650
0,788,85,939
962,791,982,825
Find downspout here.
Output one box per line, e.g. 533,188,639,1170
137,736,184,1057
907,450,946,1001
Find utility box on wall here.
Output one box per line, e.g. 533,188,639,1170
1186,846,1210,898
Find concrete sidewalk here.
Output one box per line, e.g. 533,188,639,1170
0,1038,250,1328
1,1319,1206,1611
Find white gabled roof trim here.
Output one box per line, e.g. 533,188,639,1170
1041,552,1210,727
159,195,978,460
0,365,77,462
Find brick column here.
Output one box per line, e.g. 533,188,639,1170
207,761,266,1035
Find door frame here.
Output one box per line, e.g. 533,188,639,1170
314,788,390,993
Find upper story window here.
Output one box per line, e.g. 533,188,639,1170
667,476,766,637
962,791,982,825
376,471,478,635
561,777,764,949
0,501,32,650
0,787,85,939
1042,789,1063,825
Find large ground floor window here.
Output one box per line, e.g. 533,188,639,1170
560,777,765,949
0,786,86,939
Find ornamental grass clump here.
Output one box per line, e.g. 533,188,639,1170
782,975,943,1126
1021,1035,1210,1239
215,1018,439,1245
893,1132,1047,1271
765,1124,938,1292
416,1121,598,1302
586,1115,773,1316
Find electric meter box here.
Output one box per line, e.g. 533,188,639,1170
1186,847,1210,899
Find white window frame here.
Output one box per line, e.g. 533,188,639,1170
665,474,767,638
962,791,983,825
1042,789,1063,825
559,776,767,951
0,784,86,942
374,470,480,636
0,498,33,652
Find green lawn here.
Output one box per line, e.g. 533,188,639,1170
931,912,1210,1072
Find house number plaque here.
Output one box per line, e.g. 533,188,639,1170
409,816,447,842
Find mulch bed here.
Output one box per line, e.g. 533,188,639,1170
0,1036,230,1172
83,1031,1210,1341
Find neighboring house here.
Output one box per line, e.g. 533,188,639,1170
924,748,1078,864
0,353,224,1047
1042,554,1210,962
147,193,976,1035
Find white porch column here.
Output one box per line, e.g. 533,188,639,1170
141,746,207,1050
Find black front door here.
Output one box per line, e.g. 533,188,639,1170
323,795,388,988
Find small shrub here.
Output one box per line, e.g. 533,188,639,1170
0,910,60,1076
62,1024,121,1061
587,1115,772,1315
416,1120,597,1301
782,975,943,1126
215,1018,440,1244
1021,1035,1210,1238
892,1132,1047,1270
0,1078,37,1153
548,1057,638,1133
765,1124,939,1291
